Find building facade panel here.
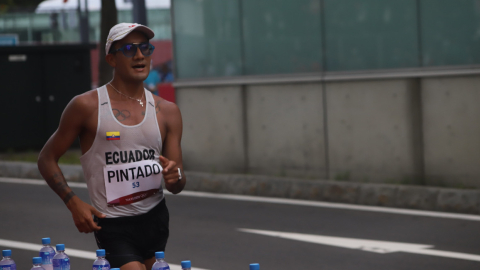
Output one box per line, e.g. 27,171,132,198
176,86,246,173
422,75,480,187
173,0,242,78
421,0,480,66
246,83,326,178
242,0,323,75
326,79,423,183
324,0,419,71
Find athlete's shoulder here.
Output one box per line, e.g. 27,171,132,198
59,89,98,127
61,89,98,122
152,94,180,116
68,89,98,112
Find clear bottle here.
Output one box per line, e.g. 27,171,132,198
39,238,56,270
0,250,16,270
249,263,260,270
52,244,70,270
181,261,191,270
152,252,170,270
31,257,45,270
40,253,50,270
92,249,110,270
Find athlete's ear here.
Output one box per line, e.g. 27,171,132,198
105,53,116,68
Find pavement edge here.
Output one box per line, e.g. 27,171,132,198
1,161,478,215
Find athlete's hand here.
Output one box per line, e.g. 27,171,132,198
159,155,180,186
66,196,106,233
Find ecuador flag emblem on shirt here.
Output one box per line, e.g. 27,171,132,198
106,131,120,141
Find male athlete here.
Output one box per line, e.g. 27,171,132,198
37,23,185,270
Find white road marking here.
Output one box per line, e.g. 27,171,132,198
0,178,88,188
1,177,480,221
239,228,480,262
0,238,96,259
0,238,208,270
172,191,480,221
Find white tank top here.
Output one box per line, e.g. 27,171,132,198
80,85,164,218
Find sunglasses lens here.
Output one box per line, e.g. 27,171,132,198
139,43,153,56
123,44,137,57
118,43,153,57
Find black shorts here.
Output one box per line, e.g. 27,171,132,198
93,199,169,268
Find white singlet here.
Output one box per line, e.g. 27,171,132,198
80,85,164,218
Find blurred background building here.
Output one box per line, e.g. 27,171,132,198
2,0,480,189
0,0,173,86
171,0,480,189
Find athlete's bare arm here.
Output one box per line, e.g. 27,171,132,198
38,90,106,233
154,97,186,194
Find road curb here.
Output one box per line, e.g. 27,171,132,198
0,161,85,182
1,161,479,215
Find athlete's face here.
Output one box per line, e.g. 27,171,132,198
109,31,152,82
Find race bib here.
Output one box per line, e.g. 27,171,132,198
103,159,163,206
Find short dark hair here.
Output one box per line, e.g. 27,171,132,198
108,41,118,54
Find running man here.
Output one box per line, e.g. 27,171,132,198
37,23,185,270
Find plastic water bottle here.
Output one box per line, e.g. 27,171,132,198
31,257,45,270
181,261,191,270
92,249,110,270
39,238,56,270
250,263,260,270
152,252,170,270
52,244,70,270
0,250,16,270
40,253,50,270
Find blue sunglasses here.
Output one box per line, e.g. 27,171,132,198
110,42,155,57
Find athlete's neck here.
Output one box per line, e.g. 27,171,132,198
109,77,144,98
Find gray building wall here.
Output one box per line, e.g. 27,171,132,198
177,86,245,173
176,73,480,188
422,76,480,188
171,0,480,189
326,79,423,184
246,83,326,178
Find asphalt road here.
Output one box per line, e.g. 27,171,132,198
0,179,480,270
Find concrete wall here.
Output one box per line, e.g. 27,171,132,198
176,74,480,188
326,79,423,184
176,86,246,173
246,83,326,178
422,76,480,188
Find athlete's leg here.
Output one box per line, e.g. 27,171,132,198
94,216,146,269
144,256,156,270
141,200,169,270
120,261,146,270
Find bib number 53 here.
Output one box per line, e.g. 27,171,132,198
132,182,140,188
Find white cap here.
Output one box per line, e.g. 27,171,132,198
105,22,155,54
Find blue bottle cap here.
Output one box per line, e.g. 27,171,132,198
42,238,51,245
2,250,11,257
250,263,260,270
33,257,42,264
111,268,120,270
181,261,191,268
155,252,164,259
56,244,65,251
96,249,105,257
